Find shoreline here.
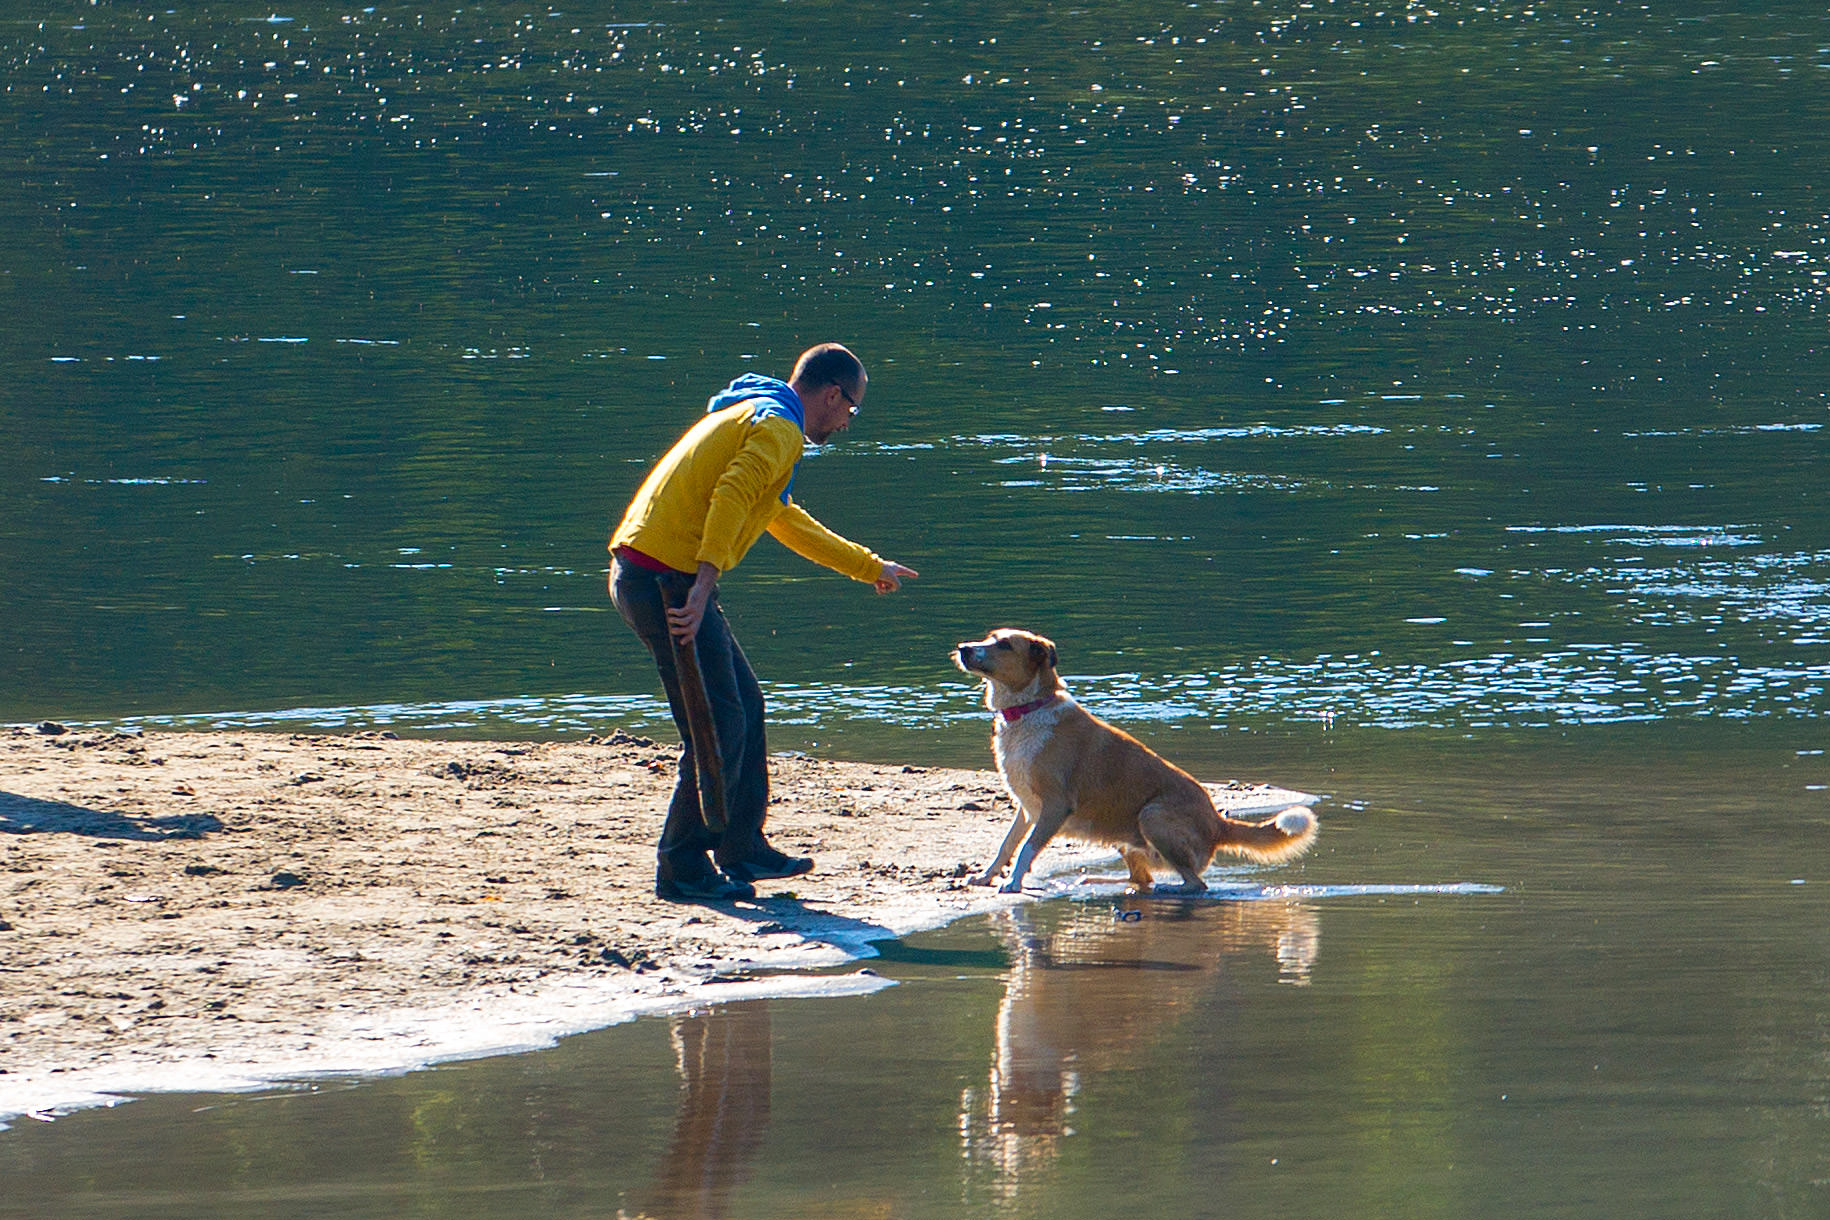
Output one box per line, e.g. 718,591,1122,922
0,726,1309,1128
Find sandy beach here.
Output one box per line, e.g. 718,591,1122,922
0,725,1309,1127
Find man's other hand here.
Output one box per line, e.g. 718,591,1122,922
666,563,720,644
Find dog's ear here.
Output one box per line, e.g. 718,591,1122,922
1029,637,1058,669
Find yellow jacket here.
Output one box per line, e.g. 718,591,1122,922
610,403,884,582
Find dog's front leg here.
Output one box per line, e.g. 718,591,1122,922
998,802,1072,894
970,808,1032,887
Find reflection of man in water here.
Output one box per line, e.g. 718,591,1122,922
632,1003,773,1220
610,343,918,902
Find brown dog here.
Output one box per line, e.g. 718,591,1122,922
954,628,1317,893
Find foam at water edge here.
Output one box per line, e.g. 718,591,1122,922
0,845,1121,1132
0,970,897,1131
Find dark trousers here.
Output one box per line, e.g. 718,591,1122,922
610,558,771,880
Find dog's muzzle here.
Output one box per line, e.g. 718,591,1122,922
954,644,984,673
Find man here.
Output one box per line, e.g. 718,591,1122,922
610,343,918,902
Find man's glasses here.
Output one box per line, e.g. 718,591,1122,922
838,385,861,416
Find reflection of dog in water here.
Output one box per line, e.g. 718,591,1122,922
954,629,1318,893
959,899,1320,1200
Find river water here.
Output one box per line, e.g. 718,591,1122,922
2,0,1828,1215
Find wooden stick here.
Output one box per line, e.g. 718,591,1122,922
658,574,729,836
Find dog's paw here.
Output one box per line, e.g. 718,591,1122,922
997,878,1027,894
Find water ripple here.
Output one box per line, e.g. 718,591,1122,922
95,641,1830,739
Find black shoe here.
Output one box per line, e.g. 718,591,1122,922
655,872,756,903
720,853,815,884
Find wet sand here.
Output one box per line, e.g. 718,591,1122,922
0,726,1308,1126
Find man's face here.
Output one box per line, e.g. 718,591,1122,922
806,378,863,444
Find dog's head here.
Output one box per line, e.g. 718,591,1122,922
954,628,1060,695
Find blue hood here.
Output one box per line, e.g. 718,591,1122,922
706,374,805,503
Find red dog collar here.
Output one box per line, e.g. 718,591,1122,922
999,696,1056,723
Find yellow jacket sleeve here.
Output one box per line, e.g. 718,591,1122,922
768,499,885,583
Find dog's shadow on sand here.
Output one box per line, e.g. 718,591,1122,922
0,791,223,840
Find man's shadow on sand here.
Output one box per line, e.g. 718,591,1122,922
714,895,894,957
0,792,222,840
713,895,1010,970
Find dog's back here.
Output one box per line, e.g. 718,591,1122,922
1012,699,1206,842
1027,701,1314,855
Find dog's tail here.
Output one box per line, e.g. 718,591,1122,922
1214,805,1318,864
